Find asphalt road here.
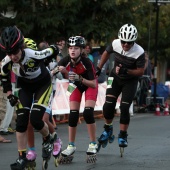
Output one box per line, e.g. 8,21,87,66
1,113,170,170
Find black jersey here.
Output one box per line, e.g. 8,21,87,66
1,48,54,92
106,39,145,80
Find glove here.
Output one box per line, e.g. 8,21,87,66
52,66,60,75
119,67,128,75
7,94,19,107
50,44,59,56
96,66,101,77
69,71,82,83
44,59,51,66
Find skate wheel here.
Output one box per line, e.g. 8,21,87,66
59,155,73,164
86,154,97,163
120,147,124,157
42,160,48,170
54,157,59,167
26,161,36,170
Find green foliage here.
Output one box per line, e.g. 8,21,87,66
0,0,170,60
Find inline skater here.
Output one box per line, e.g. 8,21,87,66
96,24,145,155
58,36,98,163
23,38,62,169
0,26,59,170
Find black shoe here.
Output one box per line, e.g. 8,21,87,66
10,158,27,170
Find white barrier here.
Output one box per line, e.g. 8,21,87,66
52,79,132,115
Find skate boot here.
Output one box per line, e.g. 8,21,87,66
10,158,27,170
25,150,37,170
59,144,76,164
118,130,128,157
53,138,62,167
86,143,98,163
97,124,115,152
42,134,54,170
51,132,58,143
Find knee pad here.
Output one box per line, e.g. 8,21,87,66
83,107,95,124
69,110,79,127
30,105,46,130
103,96,117,119
16,108,30,132
120,102,130,124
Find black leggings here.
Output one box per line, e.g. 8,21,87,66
15,74,52,132
105,75,138,124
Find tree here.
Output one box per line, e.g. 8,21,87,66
0,0,170,63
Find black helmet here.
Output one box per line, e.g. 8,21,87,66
0,26,24,54
67,36,86,48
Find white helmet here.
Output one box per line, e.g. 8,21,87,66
118,23,138,42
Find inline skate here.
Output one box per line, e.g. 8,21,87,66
10,158,27,170
118,130,128,157
53,137,62,167
59,144,76,164
25,150,37,170
86,143,98,163
42,134,54,170
97,124,115,152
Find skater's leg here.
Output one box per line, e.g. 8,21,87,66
43,111,58,143
30,104,54,162
43,110,62,158
61,125,77,158
30,105,51,142
118,81,138,148
83,103,96,142
83,100,97,161
27,120,35,150
97,95,117,150
60,101,80,163
120,124,129,131
86,123,96,142
10,108,30,170
68,101,80,143
118,100,131,148
43,111,55,135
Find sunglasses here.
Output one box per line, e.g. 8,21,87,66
7,48,20,56
121,40,134,45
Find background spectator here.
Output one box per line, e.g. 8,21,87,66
0,71,16,135
84,43,94,63
56,37,66,62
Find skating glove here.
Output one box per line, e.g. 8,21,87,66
119,67,128,75
96,66,101,77
50,45,59,56
7,94,19,107
52,66,60,75
69,71,83,83
44,45,59,66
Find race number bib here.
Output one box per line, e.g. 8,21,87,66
107,77,114,88
66,83,77,96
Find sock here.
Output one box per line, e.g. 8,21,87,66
28,147,35,151
90,141,96,145
69,142,75,146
